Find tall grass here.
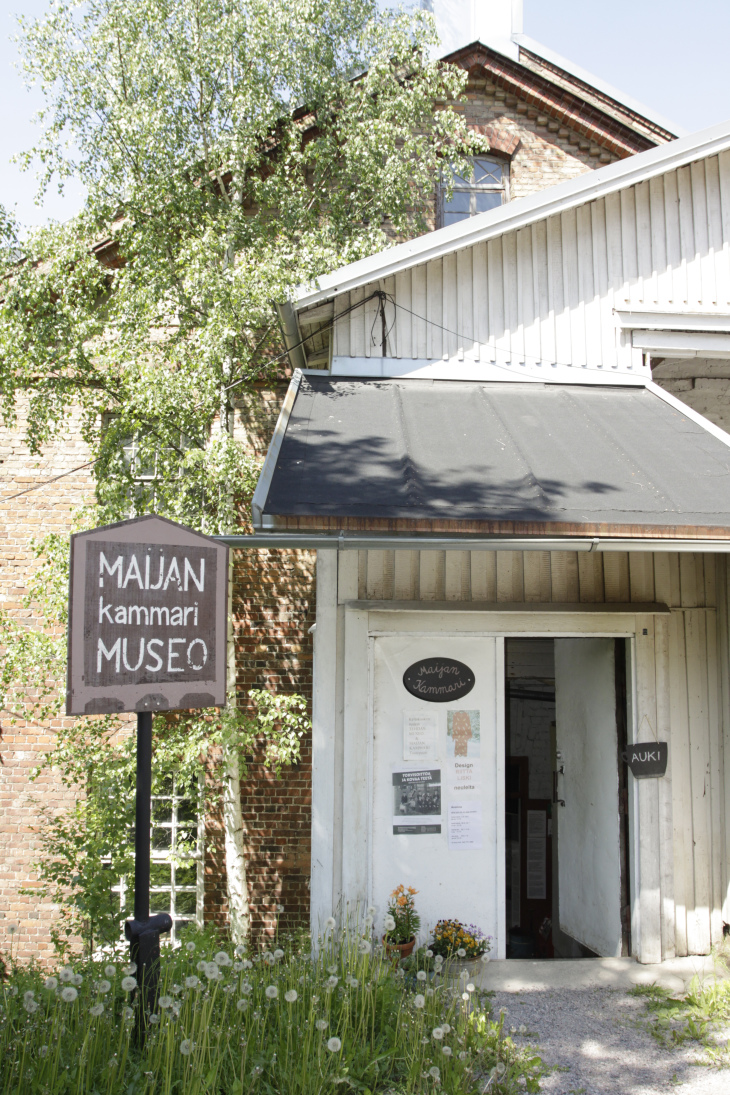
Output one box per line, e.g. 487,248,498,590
0,917,544,1094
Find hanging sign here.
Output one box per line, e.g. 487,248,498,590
67,514,228,716
402,658,475,703
622,742,668,779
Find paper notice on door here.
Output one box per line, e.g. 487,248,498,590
526,810,546,900
403,713,438,762
392,768,442,834
448,801,482,850
446,758,481,795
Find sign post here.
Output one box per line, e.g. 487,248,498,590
66,515,228,1043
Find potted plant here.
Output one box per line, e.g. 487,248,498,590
383,884,420,959
429,919,491,962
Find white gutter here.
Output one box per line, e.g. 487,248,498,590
216,533,730,554
293,119,730,309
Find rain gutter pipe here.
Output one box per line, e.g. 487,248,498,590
213,533,730,553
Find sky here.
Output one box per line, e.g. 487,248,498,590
1,0,729,231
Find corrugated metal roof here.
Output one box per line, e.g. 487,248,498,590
259,376,730,537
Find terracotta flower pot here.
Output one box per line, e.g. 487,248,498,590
383,935,416,960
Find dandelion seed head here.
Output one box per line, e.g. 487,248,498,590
24,999,39,1014
185,942,196,953
425,949,433,958
480,952,490,964
89,1003,104,1017
180,1039,192,1055
432,1026,444,1040
7,922,18,935
265,985,278,999
23,990,35,1004
234,944,246,958
185,975,199,989
204,962,220,980
358,939,372,954
326,975,338,989
416,970,427,981
104,964,116,977
122,1006,134,1020
383,915,396,932
241,981,253,995
414,994,425,1008
277,904,284,913
59,967,73,984
214,951,230,967
71,973,83,986
519,1023,527,1034
426,987,435,997
273,949,284,960
98,979,111,995
441,1023,451,1034
315,1018,328,1030
242,958,253,969
121,977,137,992
466,982,475,993
429,1066,440,1079
38,1046,49,1058
284,989,297,1003
44,976,57,991
442,1045,452,1056
149,1014,160,1025
61,987,78,1003
327,964,337,974
159,996,173,1009
325,917,336,929
125,963,137,975
327,1036,342,1053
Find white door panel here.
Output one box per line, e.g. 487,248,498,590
371,634,504,955
554,638,622,958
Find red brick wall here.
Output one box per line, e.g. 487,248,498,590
0,403,95,961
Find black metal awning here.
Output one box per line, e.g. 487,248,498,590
251,375,730,541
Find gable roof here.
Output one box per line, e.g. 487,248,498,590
292,118,730,313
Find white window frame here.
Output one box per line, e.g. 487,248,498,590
439,155,510,228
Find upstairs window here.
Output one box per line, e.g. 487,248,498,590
440,157,509,228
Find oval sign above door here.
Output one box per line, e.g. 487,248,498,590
402,658,475,703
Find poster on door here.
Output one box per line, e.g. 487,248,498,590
446,710,480,759
392,768,442,834
448,800,482,850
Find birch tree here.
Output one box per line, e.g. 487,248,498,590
1,0,479,942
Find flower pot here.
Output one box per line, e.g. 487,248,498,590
383,935,416,960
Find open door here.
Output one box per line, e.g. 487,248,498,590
553,638,623,958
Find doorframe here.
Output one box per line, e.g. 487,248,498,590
337,604,663,960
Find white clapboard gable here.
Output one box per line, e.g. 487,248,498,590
293,120,730,384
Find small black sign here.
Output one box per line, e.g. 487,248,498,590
622,742,668,779
403,658,475,703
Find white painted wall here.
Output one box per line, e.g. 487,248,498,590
554,638,623,957
370,634,504,953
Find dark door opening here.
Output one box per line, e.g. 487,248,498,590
505,637,631,959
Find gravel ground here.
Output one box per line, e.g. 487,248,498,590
492,986,730,1094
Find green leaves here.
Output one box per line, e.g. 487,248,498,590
3,0,476,534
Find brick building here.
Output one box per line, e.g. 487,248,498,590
0,1,687,958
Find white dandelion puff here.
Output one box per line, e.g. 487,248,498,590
273,949,284,960
325,975,338,989
457,948,466,958
185,942,196,953
149,1014,160,1025
519,1024,527,1034
159,996,173,1009
44,976,57,991
185,975,199,989
121,977,137,992
180,1039,192,1056
441,1023,451,1034
429,1066,440,1080
325,917,336,929
122,1006,134,1020
125,963,137,975
480,952,490,964
466,982,475,993
416,970,427,981
277,904,284,913
432,1027,444,1040
327,964,337,974
240,981,253,995
327,1036,342,1053
242,959,253,970
234,944,246,958
315,1019,328,1031
24,999,39,1014
425,949,433,958
38,1046,49,1058
414,994,425,1008
61,986,78,1003
204,962,220,980
214,951,230,967
104,964,116,977
265,985,278,999
383,915,396,932
425,987,435,997
59,967,73,984
284,989,297,1003
358,939,372,954
434,954,444,966
367,906,376,916
442,1045,453,1057
89,1003,104,1017
23,990,35,1004
97,979,111,995
237,998,248,1011
72,974,83,986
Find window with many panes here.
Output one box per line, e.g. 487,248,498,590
440,157,509,228
112,778,204,944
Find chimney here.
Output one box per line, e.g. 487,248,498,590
420,0,522,59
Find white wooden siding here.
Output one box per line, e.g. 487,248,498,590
339,548,728,956
332,154,730,378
